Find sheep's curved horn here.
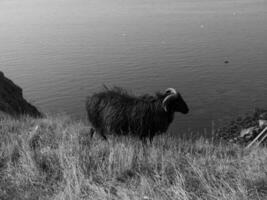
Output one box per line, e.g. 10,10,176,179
165,88,177,95
162,88,178,112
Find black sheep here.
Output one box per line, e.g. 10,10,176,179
86,87,189,141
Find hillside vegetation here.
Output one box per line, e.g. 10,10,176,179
0,114,267,200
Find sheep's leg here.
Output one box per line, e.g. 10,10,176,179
102,134,107,140
89,128,95,138
140,134,146,143
147,130,154,144
149,135,154,144
140,135,151,145
99,128,107,140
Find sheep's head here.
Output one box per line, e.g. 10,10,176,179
162,88,189,114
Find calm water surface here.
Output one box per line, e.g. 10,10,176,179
1,0,267,133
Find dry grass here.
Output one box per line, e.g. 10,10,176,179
0,114,266,200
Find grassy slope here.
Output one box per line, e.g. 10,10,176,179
0,114,266,200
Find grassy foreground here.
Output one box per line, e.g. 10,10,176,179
0,114,266,200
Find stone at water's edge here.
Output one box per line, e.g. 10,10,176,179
0,71,42,117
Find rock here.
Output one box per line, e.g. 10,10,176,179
244,134,253,140
0,71,42,117
259,112,267,120
240,127,255,138
259,119,267,128
259,112,267,128
216,108,267,144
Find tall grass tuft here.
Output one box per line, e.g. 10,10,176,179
0,114,266,200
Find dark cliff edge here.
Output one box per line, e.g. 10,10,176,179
0,71,42,118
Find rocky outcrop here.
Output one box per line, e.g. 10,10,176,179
0,71,42,117
216,109,267,145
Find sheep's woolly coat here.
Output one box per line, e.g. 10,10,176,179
86,87,188,141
